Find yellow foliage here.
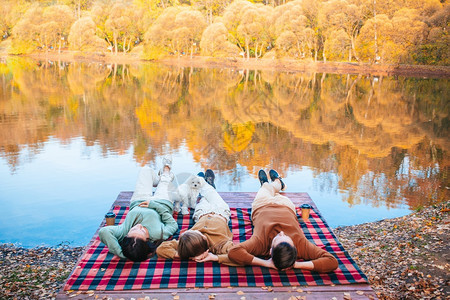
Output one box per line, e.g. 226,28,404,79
135,99,163,137
223,122,255,153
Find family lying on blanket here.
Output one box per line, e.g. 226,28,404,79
98,158,338,273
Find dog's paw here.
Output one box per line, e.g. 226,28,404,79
173,202,181,213
181,206,189,215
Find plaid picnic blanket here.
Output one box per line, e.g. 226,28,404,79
64,206,368,290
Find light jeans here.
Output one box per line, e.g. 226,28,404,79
192,177,231,223
251,180,296,216
130,166,173,205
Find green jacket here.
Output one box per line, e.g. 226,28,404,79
98,199,178,259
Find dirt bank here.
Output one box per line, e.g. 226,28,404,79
1,202,448,299
4,50,449,78
334,201,449,299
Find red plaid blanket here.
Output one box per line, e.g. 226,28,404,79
64,206,367,290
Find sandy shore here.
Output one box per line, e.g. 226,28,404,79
1,201,448,299
2,50,448,78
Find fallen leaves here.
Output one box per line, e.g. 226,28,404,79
1,202,447,299
334,201,449,300
0,243,84,299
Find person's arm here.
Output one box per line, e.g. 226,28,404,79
139,200,171,214
251,257,276,269
98,226,127,259
296,238,339,273
227,236,264,266
293,261,314,270
139,200,178,240
156,240,180,259
160,210,178,240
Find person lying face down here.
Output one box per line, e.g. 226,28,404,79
227,169,339,273
156,170,240,266
99,161,178,262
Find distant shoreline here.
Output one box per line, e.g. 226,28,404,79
3,50,450,78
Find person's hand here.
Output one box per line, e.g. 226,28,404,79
194,252,218,263
265,258,277,269
139,201,149,207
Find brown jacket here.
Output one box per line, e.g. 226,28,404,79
228,204,338,273
156,214,239,266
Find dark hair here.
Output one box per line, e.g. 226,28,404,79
178,231,208,260
120,237,162,262
272,242,297,270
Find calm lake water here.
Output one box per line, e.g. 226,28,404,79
0,57,448,247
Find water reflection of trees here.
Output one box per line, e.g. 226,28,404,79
0,58,448,208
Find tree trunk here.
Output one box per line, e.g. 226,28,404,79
314,42,318,62
246,39,249,60
78,0,81,19
123,37,127,53
373,0,378,63
114,33,118,55
350,35,360,62
190,43,193,59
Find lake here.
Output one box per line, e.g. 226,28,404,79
0,57,448,247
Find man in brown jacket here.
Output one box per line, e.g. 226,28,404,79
227,169,339,272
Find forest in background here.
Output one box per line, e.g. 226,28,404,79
0,0,448,65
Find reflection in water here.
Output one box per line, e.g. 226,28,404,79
0,57,448,212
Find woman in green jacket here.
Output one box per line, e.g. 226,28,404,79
99,159,178,262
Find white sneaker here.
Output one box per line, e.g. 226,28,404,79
159,155,174,182
159,155,172,175
162,155,172,169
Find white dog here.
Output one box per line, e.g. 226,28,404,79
174,174,202,215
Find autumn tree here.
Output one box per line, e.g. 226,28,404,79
68,16,108,51
357,8,426,63
200,22,240,57
144,7,206,59
319,0,356,62
413,3,449,65
298,0,321,61
272,0,315,59
43,5,75,53
104,1,141,54
223,0,273,60
10,4,74,54
0,0,31,40
60,0,94,19
191,0,231,24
